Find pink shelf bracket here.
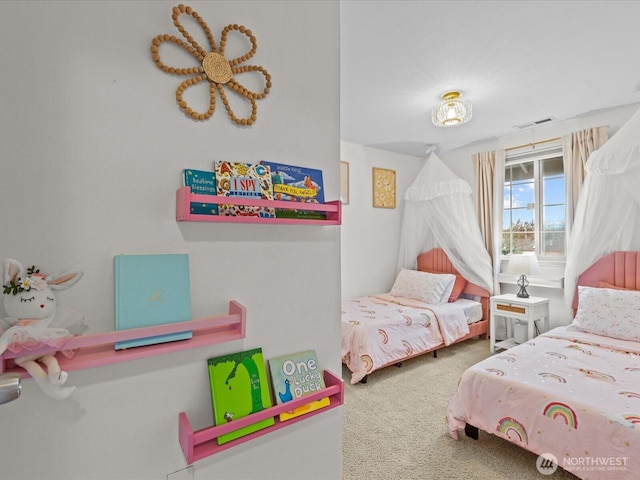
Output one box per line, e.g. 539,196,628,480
178,369,344,464
176,187,342,225
0,301,247,377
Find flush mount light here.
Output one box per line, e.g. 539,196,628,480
432,91,472,127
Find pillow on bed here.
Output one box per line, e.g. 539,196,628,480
428,270,468,302
389,269,455,304
572,285,640,342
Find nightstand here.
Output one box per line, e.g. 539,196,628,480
490,293,550,353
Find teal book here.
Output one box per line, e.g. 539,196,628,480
208,348,275,445
268,349,330,421
114,254,192,350
183,169,218,215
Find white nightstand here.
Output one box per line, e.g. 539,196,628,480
490,293,550,353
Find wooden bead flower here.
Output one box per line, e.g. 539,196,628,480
150,4,272,125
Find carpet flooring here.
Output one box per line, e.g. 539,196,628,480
341,338,579,480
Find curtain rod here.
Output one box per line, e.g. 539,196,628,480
505,136,561,151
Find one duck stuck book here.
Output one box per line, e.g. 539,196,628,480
207,348,274,445
268,349,330,421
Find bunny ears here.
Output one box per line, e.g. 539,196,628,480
2,259,83,295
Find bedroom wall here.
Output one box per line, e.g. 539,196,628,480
340,103,640,330
340,142,422,299
0,2,342,480
439,102,640,329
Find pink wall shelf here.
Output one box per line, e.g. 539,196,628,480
178,369,344,464
0,301,246,377
176,187,342,225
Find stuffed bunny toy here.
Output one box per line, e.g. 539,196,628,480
0,259,86,400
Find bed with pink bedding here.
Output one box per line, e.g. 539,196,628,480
446,251,640,479
342,248,489,384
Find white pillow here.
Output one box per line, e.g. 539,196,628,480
572,285,640,342
389,269,455,305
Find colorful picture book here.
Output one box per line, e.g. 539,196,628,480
260,161,326,219
113,253,192,350
268,349,330,421
208,347,275,445
183,169,218,215
214,161,275,218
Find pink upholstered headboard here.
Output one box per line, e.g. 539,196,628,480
573,251,640,314
416,247,491,321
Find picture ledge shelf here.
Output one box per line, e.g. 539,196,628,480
0,300,246,377
178,369,344,464
176,187,342,225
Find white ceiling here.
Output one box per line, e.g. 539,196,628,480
340,1,640,157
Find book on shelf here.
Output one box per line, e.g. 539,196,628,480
214,161,275,218
113,253,192,350
260,161,326,220
208,347,275,444
183,168,218,215
268,349,330,421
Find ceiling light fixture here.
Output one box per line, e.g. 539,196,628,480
432,91,472,127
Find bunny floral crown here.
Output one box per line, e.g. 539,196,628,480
3,265,47,296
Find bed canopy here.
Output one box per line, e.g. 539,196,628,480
564,105,640,306
397,152,494,294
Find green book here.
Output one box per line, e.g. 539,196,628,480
207,348,275,445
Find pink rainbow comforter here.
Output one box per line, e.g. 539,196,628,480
341,294,472,384
447,326,640,479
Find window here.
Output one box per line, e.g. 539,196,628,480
502,150,565,257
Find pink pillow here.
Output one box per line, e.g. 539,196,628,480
448,274,469,302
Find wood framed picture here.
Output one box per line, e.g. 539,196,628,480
372,167,396,208
340,161,349,205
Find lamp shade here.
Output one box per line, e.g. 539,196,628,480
507,253,540,276
432,91,472,127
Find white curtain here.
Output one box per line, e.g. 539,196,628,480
561,126,608,250
398,153,494,294
564,107,640,306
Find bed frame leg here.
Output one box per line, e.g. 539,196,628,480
359,375,368,384
465,423,479,440
433,350,438,358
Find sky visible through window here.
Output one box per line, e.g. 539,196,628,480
503,157,565,255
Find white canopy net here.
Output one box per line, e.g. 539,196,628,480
397,153,494,294
564,106,640,306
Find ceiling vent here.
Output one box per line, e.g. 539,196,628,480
513,117,556,129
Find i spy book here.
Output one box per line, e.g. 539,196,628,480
113,253,192,350
268,349,330,421
260,161,325,220
207,347,274,445
214,161,275,218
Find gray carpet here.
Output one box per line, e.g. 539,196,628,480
342,338,579,480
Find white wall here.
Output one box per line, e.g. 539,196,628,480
340,142,422,298
0,2,342,479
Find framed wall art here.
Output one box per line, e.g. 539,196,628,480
372,167,396,209
340,161,350,205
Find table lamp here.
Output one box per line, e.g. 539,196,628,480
507,253,540,298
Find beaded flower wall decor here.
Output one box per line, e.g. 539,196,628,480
150,4,272,125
